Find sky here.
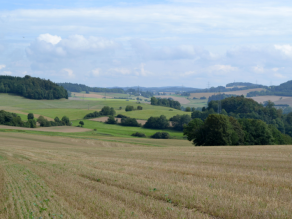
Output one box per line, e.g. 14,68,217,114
1,0,292,88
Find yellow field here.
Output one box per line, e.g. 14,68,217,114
0,132,291,218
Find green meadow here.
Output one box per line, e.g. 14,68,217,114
72,119,184,138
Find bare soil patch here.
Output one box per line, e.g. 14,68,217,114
90,117,147,125
154,95,190,104
0,125,91,133
190,88,265,99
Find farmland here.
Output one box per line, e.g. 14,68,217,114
190,88,265,99
0,132,291,218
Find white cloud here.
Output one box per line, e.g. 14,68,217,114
253,66,264,73
62,68,74,78
92,68,101,77
274,73,286,78
180,71,197,77
0,65,6,70
38,34,62,45
210,65,238,72
109,68,131,75
274,44,292,57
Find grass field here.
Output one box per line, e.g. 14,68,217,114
0,132,291,218
72,120,183,138
0,94,191,121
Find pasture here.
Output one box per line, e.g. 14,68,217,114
190,88,265,99
0,94,191,121
0,132,291,218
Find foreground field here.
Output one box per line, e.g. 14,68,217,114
0,133,291,218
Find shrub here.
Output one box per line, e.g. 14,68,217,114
120,117,141,127
84,106,116,119
79,121,84,127
120,117,139,126
151,132,170,139
131,132,146,137
170,114,192,131
144,115,169,129
125,105,134,111
62,116,71,126
185,107,191,112
200,96,207,100
27,113,34,120
116,114,128,119
106,116,117,124
137,106,143,110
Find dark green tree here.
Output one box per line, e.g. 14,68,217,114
27,113,34,120
79,121,84,127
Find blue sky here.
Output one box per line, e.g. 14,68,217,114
1,0,292,88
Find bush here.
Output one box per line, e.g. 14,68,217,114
106,116,117,124
84,106,116,119
79,121,84,127
120,117,141,127
144,115,169,129
170,114,192,131
131,132,146,137
116,114,128,119
200,96,207,100
151,132,170,139
27,113,34,120
62,116,71,126
137,106,143,110
125,105,134,111
185,107,191,112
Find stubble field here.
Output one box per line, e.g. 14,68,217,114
0,132,291,219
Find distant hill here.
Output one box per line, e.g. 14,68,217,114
247,80,292,97
226,82,261,87
58,83,125,94
0,75,68,100
108,86,198,92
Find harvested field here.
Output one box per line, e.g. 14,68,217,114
0,132,291,218
72,92,113,99
89,117,147,125
154,95,190,104
248,96,291,104
274,97,292,106
190,88,265,99
0,125,91,133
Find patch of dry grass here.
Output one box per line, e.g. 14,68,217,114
0,132,291,218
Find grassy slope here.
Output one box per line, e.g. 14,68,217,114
0,93,191,120
73,120,184,138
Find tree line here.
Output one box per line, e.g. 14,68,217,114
0,111,71,128
247,80,292,97
150,97,181,110
183,114,292,146
0,75,68,100
58,83,125,93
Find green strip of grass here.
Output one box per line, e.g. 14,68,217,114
74,119,184,139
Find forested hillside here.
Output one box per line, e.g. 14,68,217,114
0,75,68,100
191,96,292,137
58,83,125,93
247,80,292,97
226,82,258,87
